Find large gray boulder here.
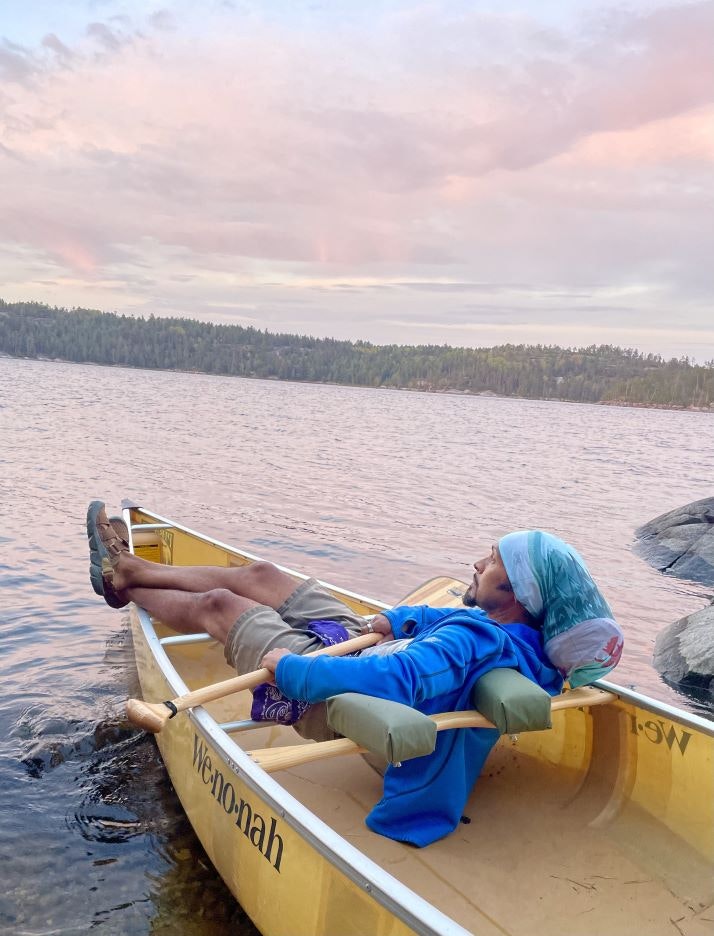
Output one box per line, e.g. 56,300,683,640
634,497,714,585
653,603,714,705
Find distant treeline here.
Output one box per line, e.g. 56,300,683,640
1,299,712,409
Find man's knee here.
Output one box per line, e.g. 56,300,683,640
237,561,295,603
197,588,249,643
245,561,286,586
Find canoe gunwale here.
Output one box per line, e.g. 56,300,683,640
132,590,473,936
595,678,714,736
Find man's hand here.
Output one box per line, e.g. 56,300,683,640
261,647,293,683
361,613,394,644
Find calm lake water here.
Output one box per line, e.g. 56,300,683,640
1,355,712,935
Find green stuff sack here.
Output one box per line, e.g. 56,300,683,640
327,693,437,765
327,669,552,768
472,668,552,735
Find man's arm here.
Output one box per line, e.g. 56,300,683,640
264,620,510,708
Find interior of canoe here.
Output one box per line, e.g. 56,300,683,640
128,510,714,936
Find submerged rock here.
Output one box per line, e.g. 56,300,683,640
653,603,714,706
634,497,714,585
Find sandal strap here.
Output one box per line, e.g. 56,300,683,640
97,519,129,559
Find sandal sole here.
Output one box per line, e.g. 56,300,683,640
87,501,129,608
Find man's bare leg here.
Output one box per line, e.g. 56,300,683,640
112,554,298,609
125,585,254,645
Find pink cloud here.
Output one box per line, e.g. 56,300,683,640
557,107,714,169
50,241,98,274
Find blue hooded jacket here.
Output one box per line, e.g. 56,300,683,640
276,605,562,846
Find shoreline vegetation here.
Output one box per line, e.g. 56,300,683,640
2,299,712,411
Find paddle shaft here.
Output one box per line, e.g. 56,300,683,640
126,631,382,732
249,687,617,772
172,630,381,713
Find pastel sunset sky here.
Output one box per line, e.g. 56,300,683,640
2,1,713,359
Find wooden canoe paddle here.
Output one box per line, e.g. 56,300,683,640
126,631,381,734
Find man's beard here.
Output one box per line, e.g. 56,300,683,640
462,587,477,608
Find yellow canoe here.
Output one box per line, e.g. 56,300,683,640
122,503,714,936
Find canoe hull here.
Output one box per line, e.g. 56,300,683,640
125,505,714,936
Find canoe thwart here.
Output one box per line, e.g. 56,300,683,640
248,686,617,772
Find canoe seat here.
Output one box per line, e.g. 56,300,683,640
327,668,552,765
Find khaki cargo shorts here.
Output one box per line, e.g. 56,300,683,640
223,577,367,672
223,578,364,741
223,577,409,741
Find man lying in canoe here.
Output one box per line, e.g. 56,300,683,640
87,501,623,847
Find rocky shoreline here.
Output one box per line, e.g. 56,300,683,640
635,498,714,709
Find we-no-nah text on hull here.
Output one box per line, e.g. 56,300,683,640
192,733,284,872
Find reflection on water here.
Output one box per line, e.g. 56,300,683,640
0,356,712,934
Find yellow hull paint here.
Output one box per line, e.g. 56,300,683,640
126,505,714,936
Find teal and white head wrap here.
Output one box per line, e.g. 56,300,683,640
498,531,624,688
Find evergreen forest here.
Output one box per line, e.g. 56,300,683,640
1,300,712,409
